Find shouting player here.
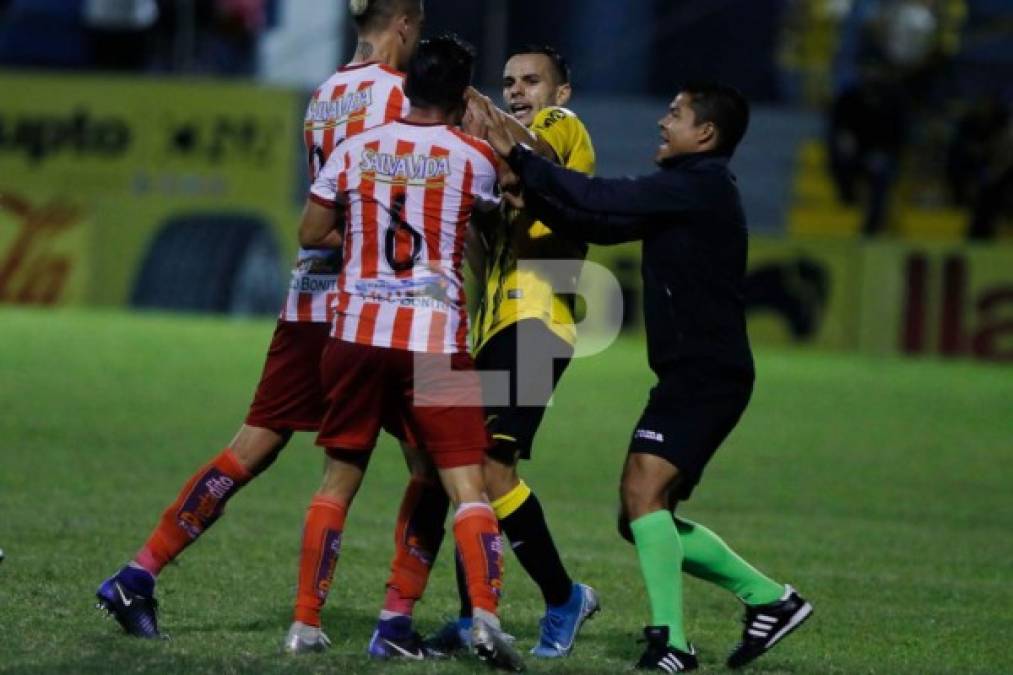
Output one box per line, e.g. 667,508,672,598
433,46,600,658
95,0,424,643
296,34,524,672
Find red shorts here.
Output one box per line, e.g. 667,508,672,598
316,339,490,469
244,321,330,432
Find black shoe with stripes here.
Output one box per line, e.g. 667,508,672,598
636,626,698,672
727,585,812,669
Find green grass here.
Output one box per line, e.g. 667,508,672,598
1,307,1010,674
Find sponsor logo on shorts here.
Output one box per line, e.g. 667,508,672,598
314,529,343,598
635,429,664,443
177,469,236,539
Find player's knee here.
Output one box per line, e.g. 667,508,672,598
482,450,519,500
485,438,521,467
620,459,669,519
318,451,367,503
230,425,291,474
402,443,439,483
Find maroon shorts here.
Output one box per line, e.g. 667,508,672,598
316,339,490,469
245,321,331,432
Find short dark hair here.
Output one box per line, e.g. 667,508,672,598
404,34,475,112
681,82,750,156
512,44,570,85
349,0,423,33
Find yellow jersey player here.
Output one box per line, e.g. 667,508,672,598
415,45,601,659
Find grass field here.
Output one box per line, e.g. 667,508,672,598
1,307,1011,674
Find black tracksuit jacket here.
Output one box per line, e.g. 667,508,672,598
506,144,754,382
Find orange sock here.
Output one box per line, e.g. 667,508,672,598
452,502,503,616
135,448,252,575
294,495,348,627
383,478,449,616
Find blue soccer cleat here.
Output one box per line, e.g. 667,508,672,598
531,583,600,658
367,615,427,660
422,616,473,655
95,564,162,639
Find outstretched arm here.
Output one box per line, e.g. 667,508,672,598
525,189,652,245
470,95,705,217
464,89,559,162
507,144,701,216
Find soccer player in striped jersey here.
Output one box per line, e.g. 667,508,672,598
397,46,600,659
296,34,524,672
95,0,425,644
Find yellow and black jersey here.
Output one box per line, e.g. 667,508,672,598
472,106,596,353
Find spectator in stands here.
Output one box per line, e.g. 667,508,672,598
829,0,954,235
967,115,1013,240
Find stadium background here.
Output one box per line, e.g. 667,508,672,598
1,1,1010,673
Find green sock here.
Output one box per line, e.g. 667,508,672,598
675,517,784,606
630,510,689,651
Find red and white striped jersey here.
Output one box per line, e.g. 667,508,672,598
280,61,409,323
310,120,501,354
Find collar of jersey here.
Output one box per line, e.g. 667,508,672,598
338,61,403,77
395,118,447,127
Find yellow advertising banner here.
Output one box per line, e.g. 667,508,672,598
858,243,1013,362
587,237,1013,362
0,71,301,310
587,238,864,351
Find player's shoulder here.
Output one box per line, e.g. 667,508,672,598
446,128,498,172
531,106,586,132
317,62,405,90
331,119,392,156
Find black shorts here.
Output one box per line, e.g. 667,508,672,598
474,319,572,461
628,364,754,501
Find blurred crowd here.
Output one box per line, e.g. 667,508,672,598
825,0,1013,239
2,0,1010,241
0,0,276,75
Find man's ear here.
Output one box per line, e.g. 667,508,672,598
554,83,572,107
697,121,718,150
395,14,410,42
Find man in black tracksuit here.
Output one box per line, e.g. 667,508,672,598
470,82,812,672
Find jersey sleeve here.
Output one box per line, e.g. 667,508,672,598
530,107,596,176
471,152,502,212
309,146,346,207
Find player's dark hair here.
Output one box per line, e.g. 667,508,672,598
349,0,423,34
513,44,571,85
404,34,475,113
680,81,750,157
